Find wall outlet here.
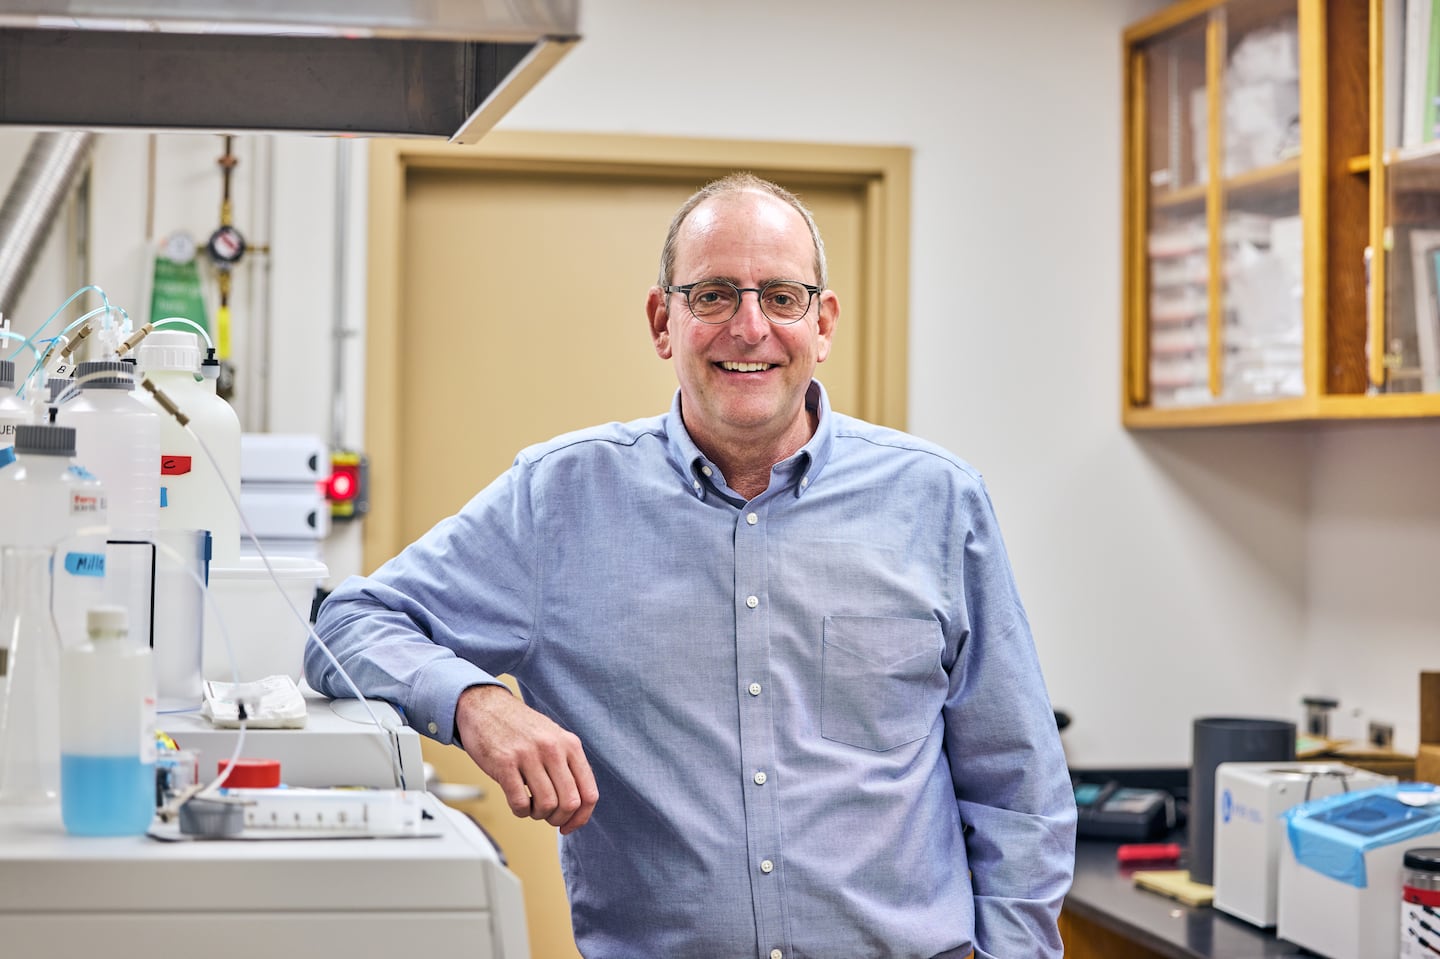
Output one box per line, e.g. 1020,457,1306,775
1368,721,1394,750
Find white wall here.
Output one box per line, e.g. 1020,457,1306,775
490,0,1313,764
4,0,1436,767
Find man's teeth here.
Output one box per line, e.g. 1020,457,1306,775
720,362,773,372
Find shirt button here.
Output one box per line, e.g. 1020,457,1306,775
800,476,809,488
746,512,758,525
692,480,701,490
771,951,783,959
748,682,762,696
701,465,713,477
427,721,438,734
746,595,759,609
760,859,774,874
753,771,767,785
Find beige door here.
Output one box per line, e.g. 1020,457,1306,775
366,132,910,959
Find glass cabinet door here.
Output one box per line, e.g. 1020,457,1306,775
1217,0,1303,403
1140,20,1211,408
1134,0,1303,408
1383,0,1440,395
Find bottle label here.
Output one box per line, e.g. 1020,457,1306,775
1402,885,1440,957
64,552,106,577
161,455,192,476
69,491,105,516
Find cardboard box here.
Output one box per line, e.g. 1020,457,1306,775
1420,672,1440,786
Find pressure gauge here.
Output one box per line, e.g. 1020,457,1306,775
207,224,246,266
161,230,197,265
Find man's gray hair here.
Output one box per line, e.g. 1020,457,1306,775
657,173,828,289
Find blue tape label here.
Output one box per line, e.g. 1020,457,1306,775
64,552,106,577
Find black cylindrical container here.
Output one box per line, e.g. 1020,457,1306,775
1188,716,1295,886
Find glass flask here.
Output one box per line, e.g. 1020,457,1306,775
0,545,62,805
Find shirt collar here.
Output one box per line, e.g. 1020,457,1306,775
663,380,835,501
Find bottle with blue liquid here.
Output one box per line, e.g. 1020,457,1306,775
60,605,157,836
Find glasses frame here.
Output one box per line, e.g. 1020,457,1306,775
663,278,822,326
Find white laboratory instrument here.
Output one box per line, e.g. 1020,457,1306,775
1213,761,1392,927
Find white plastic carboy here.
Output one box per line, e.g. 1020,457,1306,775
0,359,32,470
134,329,242,566
56,359,162,647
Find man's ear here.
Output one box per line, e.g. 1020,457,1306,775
814,289,839,364
647,286,673,359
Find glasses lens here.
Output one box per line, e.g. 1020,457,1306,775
759,281,813,323
686,281,740,322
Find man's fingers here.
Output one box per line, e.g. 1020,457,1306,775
495,766,534,818
523,757,561,821
558,753,600,835
455,687,598,831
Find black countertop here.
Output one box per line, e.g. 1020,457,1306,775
1067,836,1308,959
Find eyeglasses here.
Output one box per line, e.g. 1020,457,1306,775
663,279,821,325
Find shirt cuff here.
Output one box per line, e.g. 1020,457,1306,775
409,656,506,745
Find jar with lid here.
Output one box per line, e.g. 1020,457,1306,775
1401,847,1440,957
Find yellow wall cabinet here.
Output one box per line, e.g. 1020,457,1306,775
1123,0,1440,426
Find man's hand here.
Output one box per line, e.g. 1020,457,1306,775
454,684,599,835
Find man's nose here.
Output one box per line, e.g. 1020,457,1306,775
729,290,769,341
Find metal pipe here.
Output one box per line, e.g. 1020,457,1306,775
0,131,96,315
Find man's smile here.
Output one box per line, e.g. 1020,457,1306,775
718,361,775,372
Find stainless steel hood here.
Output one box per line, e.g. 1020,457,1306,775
0,1,579,141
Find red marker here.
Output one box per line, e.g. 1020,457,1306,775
1117,843,1181,864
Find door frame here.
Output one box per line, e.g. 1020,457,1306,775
365,131,911,568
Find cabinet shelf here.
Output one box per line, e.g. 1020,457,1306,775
1226,157,1300,199
1124,393,1440,429
1150,158,1301,211
1153,182,1207,210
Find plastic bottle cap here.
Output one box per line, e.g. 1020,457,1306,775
137,329,202,374
1405,847,1440,872
74,359,133,390
0,358,13,389
217,758,282,788
86,604,128,637
14,422,76,456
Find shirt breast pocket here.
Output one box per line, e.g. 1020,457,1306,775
820,615,946,752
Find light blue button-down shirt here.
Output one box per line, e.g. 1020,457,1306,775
307,381,1076,959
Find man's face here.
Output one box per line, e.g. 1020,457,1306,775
646,191,838,454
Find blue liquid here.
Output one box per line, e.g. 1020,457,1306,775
61,754,156,836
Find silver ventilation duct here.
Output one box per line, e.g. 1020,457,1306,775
0,1,579,142
0,131,94,315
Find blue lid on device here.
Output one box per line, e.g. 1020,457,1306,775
1285,783,1440,888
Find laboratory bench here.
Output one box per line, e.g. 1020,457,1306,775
1062,834,1308,959
1063,766,1305,959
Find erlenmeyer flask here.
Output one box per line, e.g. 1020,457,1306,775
0,545,62,805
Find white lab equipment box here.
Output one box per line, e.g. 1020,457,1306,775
1277,784,1440,959
1213,762,1392,927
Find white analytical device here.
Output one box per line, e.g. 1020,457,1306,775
0,690,530,959
1212,761,1394,928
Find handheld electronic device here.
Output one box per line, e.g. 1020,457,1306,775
1074,780,1176,841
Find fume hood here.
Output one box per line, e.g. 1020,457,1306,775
0,1,579,141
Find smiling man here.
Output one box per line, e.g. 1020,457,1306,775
307,173,1076,959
